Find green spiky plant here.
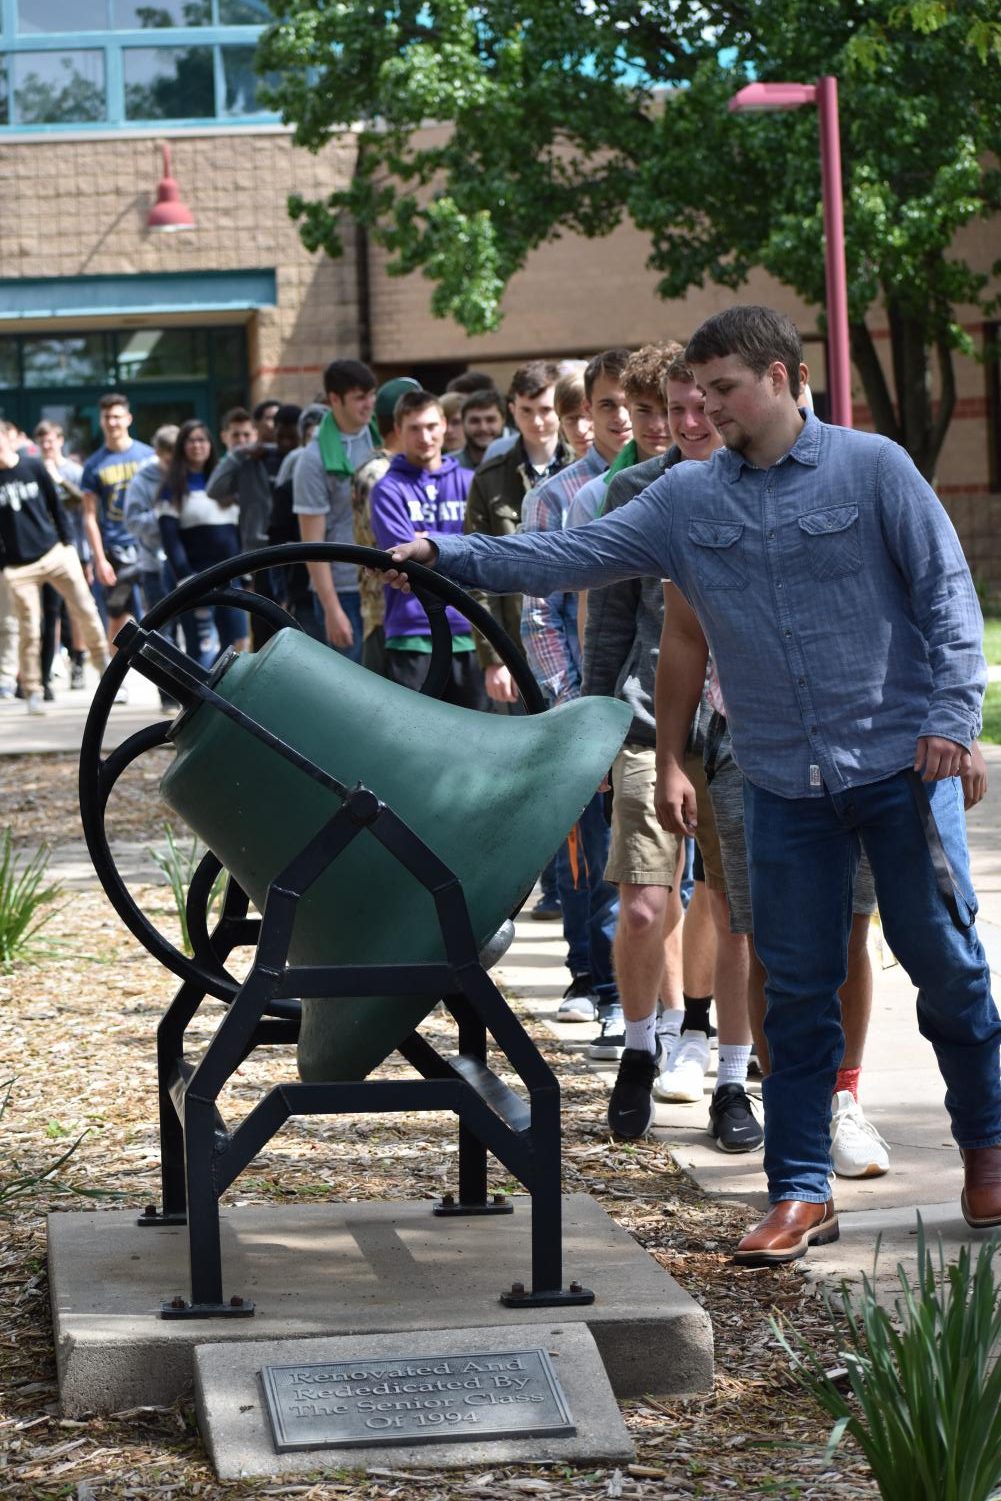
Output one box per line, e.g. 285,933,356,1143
0,827,63,969
147,821,226,956
775,1219,1001,1501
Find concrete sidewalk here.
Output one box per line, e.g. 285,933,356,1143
0,657,166,756
4,670,1001,1296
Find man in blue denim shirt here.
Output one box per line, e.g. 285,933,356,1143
384,305,1001,1266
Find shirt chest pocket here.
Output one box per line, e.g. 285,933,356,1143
688,517,747,590
797,504,861,581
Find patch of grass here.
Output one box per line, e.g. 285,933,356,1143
982,616,1001,666
0,827,62,969
981,682,1001,745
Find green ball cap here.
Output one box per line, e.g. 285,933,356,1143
375,376,423,426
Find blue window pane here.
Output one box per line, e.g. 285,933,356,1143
123,45,214,118
221,44,273,116
17,0,108,33
22,335,115,389
113,2,210,26
13,51,105,124
218,0,271,19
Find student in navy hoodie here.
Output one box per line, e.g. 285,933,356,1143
369,389,486,710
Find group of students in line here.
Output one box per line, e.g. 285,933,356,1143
4,333,963,1213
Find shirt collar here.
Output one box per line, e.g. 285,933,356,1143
721,408,821,483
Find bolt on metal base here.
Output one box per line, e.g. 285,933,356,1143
137,1204,188,1228
433,1191,515,1217
160,1295,256,1320
499,1280,594,1308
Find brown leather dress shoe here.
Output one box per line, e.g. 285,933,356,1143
961,1146,1001,1228
733,1198,839,1266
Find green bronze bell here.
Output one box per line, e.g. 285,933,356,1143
159,629,630,1083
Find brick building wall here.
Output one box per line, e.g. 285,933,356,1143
0,129,361,408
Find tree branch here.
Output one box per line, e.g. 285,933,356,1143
926,332,957,484
850,320,900,443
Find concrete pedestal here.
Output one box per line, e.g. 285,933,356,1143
49,1193,713,1416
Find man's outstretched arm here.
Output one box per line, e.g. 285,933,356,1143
383,480,672,600
654,582,709,838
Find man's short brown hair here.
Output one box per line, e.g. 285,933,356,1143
99,391,129,413
664,356,697,389
686,306,803,399
394,388,444,425
583,347,631,400
221,406,253,430
508,360,561,402
622,343,684,403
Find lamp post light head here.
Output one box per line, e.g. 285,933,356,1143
728,81,818,113
147,141,196,232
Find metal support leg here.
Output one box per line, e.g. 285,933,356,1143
138,980,204,1227
434,994,513,1218
499,1083,593,1308
160,1095,253,1319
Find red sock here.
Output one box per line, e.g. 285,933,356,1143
835,1067,861,1101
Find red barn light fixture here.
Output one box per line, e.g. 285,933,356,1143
147,141,196,232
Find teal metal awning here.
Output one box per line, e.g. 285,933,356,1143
0,270,277,321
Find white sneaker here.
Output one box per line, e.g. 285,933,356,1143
113,683,129,705
830,1090,890,1178
654,1030,710,1103
26,693,47,716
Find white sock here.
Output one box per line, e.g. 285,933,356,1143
657,1009,683,1040
716,1044,752,1089
624,1012,658,1054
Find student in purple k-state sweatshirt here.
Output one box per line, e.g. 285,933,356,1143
369,389,487,710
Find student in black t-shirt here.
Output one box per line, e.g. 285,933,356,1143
0,424,109,715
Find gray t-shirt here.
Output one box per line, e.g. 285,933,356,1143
292,428,374,594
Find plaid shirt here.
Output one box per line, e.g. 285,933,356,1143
519,446,608,703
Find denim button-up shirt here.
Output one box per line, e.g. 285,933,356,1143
434,413,985,799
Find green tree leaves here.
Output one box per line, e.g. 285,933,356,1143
260,0,1001,475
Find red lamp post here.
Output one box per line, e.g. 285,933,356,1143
728,78,852,428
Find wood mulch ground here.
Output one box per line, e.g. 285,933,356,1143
0,753,878,1499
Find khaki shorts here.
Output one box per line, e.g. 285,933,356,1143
606,743,682,885
605,744,726,891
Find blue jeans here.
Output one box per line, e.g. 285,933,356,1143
745,769,1001,1203
333,590,364,665
556,791,619,1003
